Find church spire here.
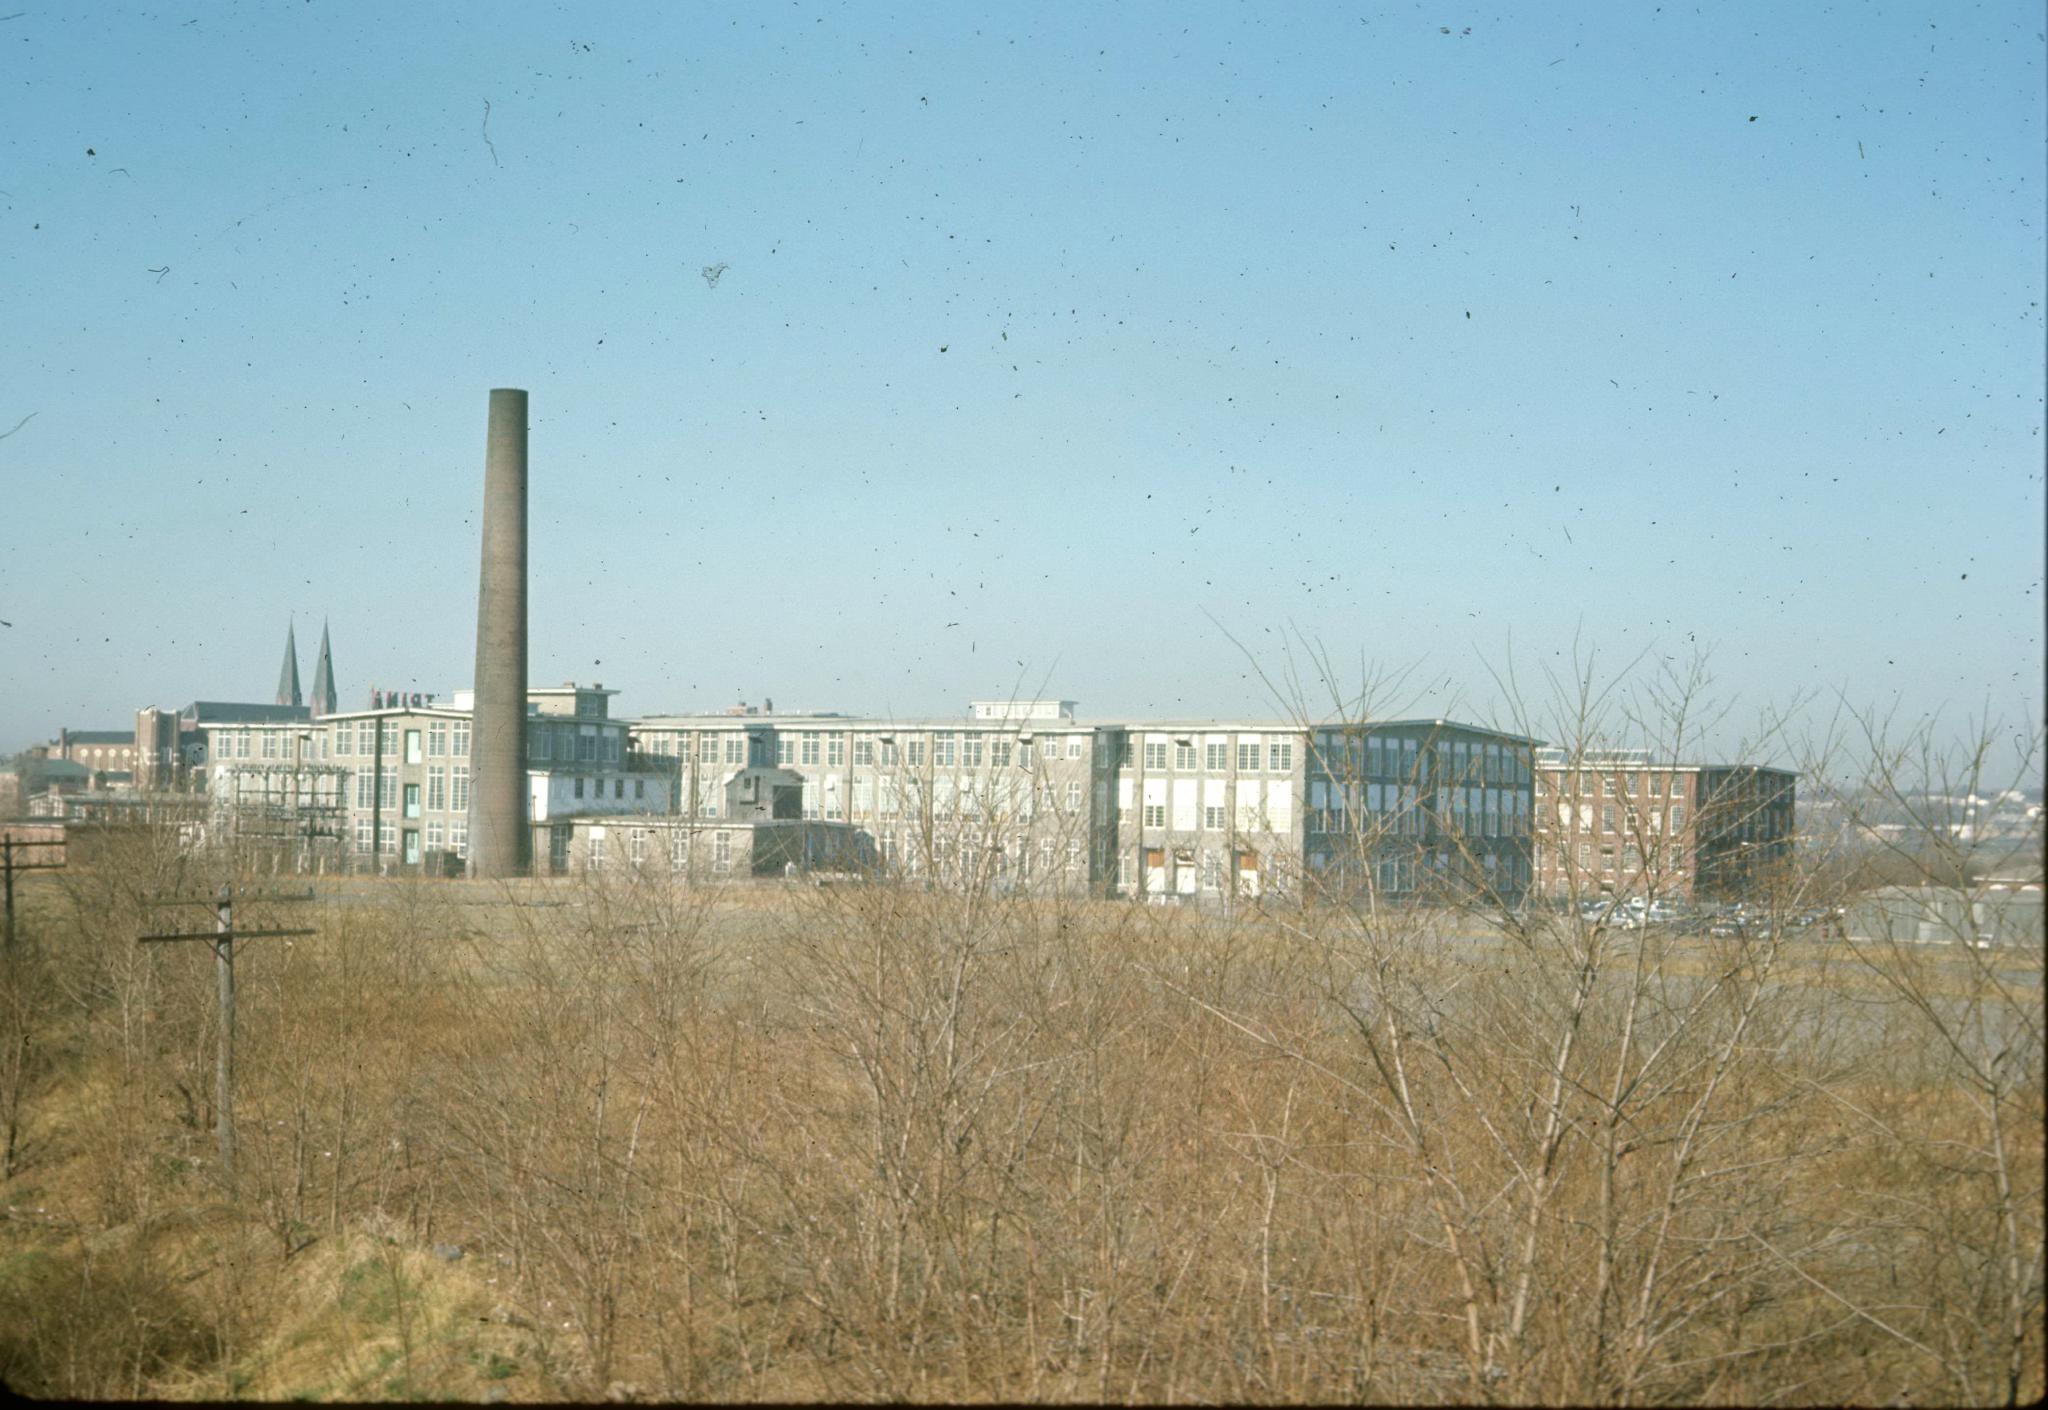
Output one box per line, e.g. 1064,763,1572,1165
276,621,303,708
309,620,337,719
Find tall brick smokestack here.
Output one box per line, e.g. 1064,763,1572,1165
467,388,531,878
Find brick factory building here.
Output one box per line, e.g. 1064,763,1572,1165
1533,749,1797,902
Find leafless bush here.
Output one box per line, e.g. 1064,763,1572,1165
0,679,2038,1402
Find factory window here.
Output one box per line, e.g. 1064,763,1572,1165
378,822,396,855
336,723,353,756
991,738,1011,767
427,767,446,811
963,735,984,767
635,778,645,799
800,733,819,765
356,774,374,808
614,778,624,799
1202,852,1222,890
1143,741,1167,770
533,731,551,761
730,737,749,765
1600,845,1616,872
261,732,278,759
934,733,956,767
630,828,646,864
236,731,251,758
828,735,845,766
670,831,689,871
449,818,467,856
1042,737,1058,760
403,730,421,765
1602,806,1616,833
604,735,620,762
712,831,732,872
1067,838,1083,869
1578,841,1591,866
354,818,372,852
379,774,397,808
1174,741,1196,770
907,738,926,766
578,734,597,763
1669,804,1685,830
574,777,585,800
1269,741,1293,772
879,739,899,765
853,739,874,766
429,723,447,757
1067,738,1083,759
1066,780,1082,809
426,821,443,852
403,785,421,820
1237,741,1261,772
1205,741,1227,770
777,737,794,766
453,722,470,757
1205,805,1226,830
588,831,606,868
452,764,470,811
1142,803,1165,828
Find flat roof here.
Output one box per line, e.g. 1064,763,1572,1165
635,712,1094,731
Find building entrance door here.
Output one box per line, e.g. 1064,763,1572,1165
402,829,420,867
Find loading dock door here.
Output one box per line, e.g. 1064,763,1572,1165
1145,847,1167,895
1236,849,1261,899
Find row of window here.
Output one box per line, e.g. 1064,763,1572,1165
329,722,472,761
1550,771,1690,799
353,817,467,857
1556,803,1687,834
640,731,1092,768
1135,739,1296,773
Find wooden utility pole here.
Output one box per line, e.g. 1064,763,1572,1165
139,886,314,1190
2,835,67,952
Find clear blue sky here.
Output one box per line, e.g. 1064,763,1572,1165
2,2,2041,768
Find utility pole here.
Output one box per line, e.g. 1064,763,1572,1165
139,886,314,1190
370,716,385,877
2,835,67,952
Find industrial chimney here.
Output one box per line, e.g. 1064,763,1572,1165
466,388,531,878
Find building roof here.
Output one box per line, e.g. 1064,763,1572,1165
634,710,1093,731
63,729,135,745
183,702,313,725
25,758,91,782
1131,716,1544,743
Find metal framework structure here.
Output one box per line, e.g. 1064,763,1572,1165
213,760,352,871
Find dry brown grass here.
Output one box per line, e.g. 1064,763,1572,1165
0,850,2039,1404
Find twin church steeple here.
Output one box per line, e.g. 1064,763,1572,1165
275,620,339,718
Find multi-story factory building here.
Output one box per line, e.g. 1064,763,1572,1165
1109,718,1538,904
1532,750,1797,902
628,701,1538,904
198,681,667,872
629,700,1112,892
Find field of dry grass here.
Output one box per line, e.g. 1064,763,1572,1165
0,833,2039,1403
